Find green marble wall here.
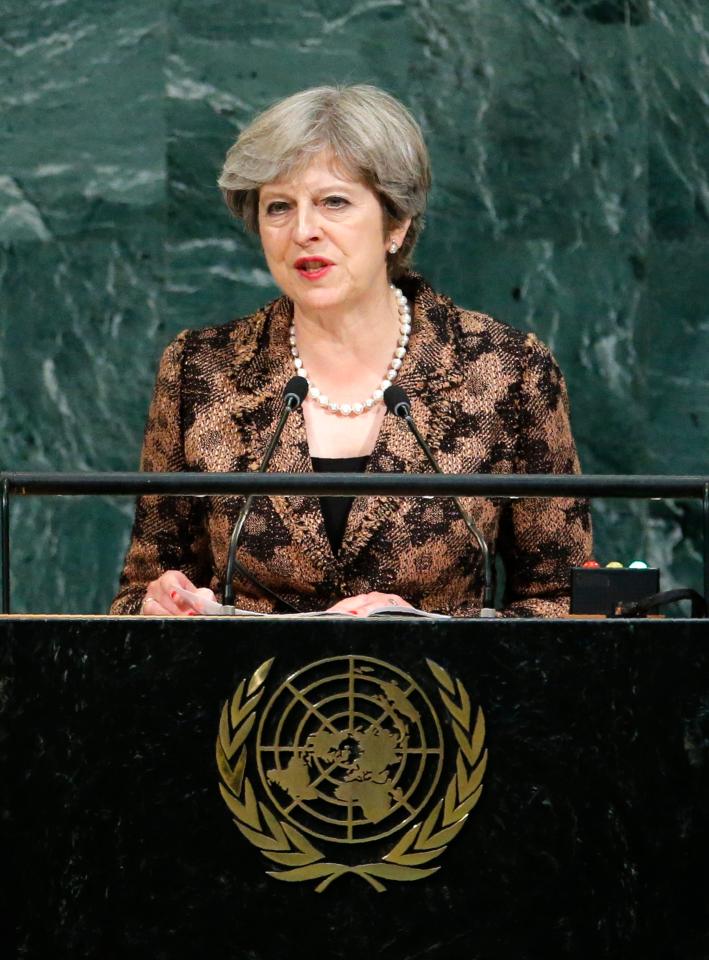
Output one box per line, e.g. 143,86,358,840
1,0,707,613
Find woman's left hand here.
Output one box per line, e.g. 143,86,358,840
327,591,414,616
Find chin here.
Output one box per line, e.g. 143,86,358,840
294,287,349,312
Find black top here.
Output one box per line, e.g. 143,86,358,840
310,455,370,556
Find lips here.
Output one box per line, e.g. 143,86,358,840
294,256,334,279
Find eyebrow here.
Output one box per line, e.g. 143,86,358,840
260,182,357,201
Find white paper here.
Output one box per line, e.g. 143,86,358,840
172,586,451,620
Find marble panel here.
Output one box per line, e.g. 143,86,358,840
1,1,167,612
0,236,165,613
646,3,709,240
0,0,167,242
411,0,649,246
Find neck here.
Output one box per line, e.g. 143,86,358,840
292,281,396,350
289,279,409,411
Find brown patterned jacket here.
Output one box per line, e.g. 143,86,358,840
110,274,592,617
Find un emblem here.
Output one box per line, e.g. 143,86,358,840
216,655,487,892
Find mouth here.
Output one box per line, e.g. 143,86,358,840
294,257,334,279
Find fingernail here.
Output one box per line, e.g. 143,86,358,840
188,610,197,616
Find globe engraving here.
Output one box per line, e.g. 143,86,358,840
255,655,444,843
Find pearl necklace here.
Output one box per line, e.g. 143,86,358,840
289,284,411,416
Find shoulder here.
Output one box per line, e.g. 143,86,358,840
155,295,285,377
462,311,562,382
177,301,276,358
457,309,566,414
404,272,561,377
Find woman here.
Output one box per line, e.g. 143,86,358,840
110,85,591,618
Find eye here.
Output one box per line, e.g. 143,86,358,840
265,200,290,216
322,195,349,209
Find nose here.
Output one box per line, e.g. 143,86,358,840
293,202,322,246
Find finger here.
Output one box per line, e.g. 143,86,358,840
327,593,413,616
162,572,201,614
141,596,171,617
326,594,370,615
145,573,197,616
387,594,413,608
357,595,414,615
358,592,409,604
176,586,219,615
327,594,365,610
168,588,198,614
146,590,190,616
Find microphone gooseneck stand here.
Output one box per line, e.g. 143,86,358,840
385,385,497,617
222,376,308,608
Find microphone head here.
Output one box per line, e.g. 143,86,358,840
283,375,309,409
384,384,411,418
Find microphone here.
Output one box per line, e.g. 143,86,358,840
283,376,309,410
222,376,308,607
384,385,496,617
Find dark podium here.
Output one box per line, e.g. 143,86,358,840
2,615,708,959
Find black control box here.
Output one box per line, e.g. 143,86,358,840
570,567,660,616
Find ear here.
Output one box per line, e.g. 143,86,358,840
386,217,412,252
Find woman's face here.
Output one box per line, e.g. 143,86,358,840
258,152,409,315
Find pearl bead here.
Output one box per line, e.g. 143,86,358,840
290,284,410,416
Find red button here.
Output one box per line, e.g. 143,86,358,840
582,560,601,568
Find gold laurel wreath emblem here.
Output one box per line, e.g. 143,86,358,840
216,657,487,893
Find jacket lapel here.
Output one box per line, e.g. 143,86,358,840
228,296,334,570
338,276,471,563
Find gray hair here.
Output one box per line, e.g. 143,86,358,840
218,85,431,278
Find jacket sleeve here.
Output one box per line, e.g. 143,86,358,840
497,334,592,617
109,332,211,614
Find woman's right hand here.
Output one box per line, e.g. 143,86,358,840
140,570,216,616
